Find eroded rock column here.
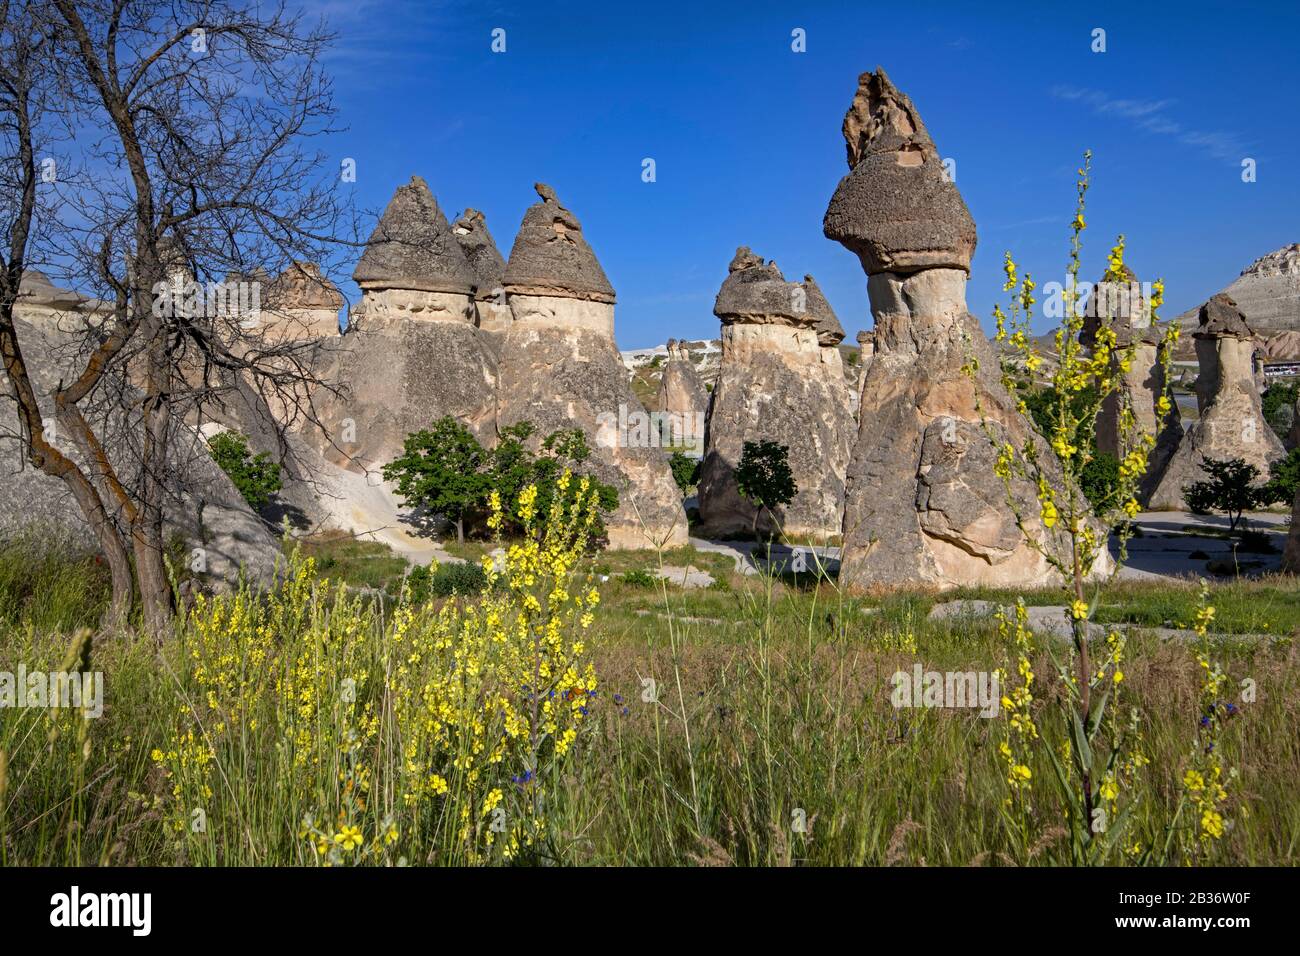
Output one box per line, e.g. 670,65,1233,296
696,247,853,538
498,183,688,549
823,68,1102,590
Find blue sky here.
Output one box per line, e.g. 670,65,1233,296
315,0,1299,348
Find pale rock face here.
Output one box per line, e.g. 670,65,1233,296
474,298,514,334
653,348,709,456
698,323,853,539
838,269,1106,590
258,306,342,340
1147,334,1284,509
1177,243,1300,334
497,293,688,549
305,305,499,478
359,288,475,324
1093,340,1183,503
507,293,614,338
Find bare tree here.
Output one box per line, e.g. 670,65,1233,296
0,0,356,636
0,0,140,627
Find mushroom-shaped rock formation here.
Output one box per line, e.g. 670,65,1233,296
262,261,345,339
1147,294,1284,509
824,68,1107,590
653,340,709,456
1082,268,1182,502
498,183,687,549
452,208,513,335
306,177,498,497
352,175,478,323
696,248,853,538
823,68,977,277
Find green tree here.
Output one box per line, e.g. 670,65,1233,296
530,428,619,536
1183,457,1264,532
1261,381,1298,441
383,417,489,544
208,431,283,512
669,452,700,494
1262,448,1300,507
735,439,797,537
487,421,538,515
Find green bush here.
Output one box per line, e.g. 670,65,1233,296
208,431,283,511
618,568,657,588
669,451,700,494
427,561,489,597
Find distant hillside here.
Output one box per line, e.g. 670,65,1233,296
621,338,866,408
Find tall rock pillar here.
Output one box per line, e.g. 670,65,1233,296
498,183,688,549
823,68,1101,589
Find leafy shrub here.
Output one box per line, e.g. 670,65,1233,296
618,568,657,588
1184,457,1265,530
1262,381,1298,441
669,451,700,494
427,561,488,597
208,431,282,511
385,418,617,545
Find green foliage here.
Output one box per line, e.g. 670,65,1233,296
526,429,619,537
735,440,797,532
1080,452,1121,511
384,418,617,544
382,417,490,543
1021,383,1122,511
617,568,657,588
408,560,489,599
208,431,282,511
1263,448,1300,506
0,533,109,632
668,451,700,494
1261,381,1298,441
1183,457,1265,530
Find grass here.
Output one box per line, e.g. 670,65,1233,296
1,530,1298,866
290,531,410,594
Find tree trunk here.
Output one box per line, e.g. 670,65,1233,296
133,307,177,639
0,323,136,630
456,516,464,545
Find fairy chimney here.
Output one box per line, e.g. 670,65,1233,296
262,262,345,339
452,208,512,335
352,175,478,324
307,176,498,485
653,340,709,456
498,183,687,549
696,248,853,538
1082,267,1182,502
823,68,1107,589
1147,293,1283,509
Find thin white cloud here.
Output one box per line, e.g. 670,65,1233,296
1049,85,1248,162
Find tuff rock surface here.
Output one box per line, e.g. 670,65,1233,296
823,68,977,276
696,248,853,538
499,184,687,549
653,339,709,454
452,208,513,335
0,315,280,589
1177,243,1300,334
1082,269,1182,502
824,69,1104,590
1147,294,1284,509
